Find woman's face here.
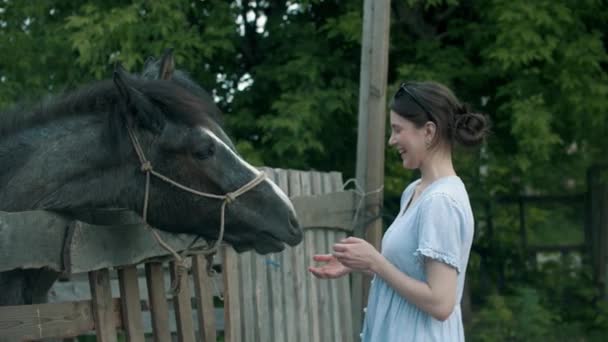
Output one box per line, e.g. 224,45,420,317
388,111,431,170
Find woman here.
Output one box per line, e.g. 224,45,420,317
309,81,489,341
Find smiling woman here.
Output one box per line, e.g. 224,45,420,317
310,81,489,342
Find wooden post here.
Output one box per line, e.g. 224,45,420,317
353,0,391,339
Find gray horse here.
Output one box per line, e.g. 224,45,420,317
0,51,302,306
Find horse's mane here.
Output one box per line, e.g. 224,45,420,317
0,75,223,137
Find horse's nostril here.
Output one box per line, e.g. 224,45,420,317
289,214,302,244
289,212,300,230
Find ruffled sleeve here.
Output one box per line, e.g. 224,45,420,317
413,193,465,273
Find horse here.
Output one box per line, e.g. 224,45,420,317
0,50,302,306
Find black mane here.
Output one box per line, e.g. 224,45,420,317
0,76,223,137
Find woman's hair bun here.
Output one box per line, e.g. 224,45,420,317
456,103,469,115
453,111,490,147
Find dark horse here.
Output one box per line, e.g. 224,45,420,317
0,51,302,306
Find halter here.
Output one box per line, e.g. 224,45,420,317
126,125,266,292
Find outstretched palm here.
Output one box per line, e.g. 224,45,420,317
308,254,351,279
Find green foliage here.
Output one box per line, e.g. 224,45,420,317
469,287,558,341
64,1,235,79
468,258,608,341
0,0,84,106
526,203,584,246
508,94,561,171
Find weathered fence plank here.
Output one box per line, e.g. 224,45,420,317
117,265,145,342
170,261,196,342
145,263,172,342
240,251,255,341
330,171,351,342
89,269,117,342
254,252,271,342
304,172,321,342
192,255,217,342
299,171,316,342
316,176,328,342
0,300,94,340
290,170,310,342
263,168,286,342
0,211,209,274
0,210,68,272
290,192,356,232
267,249,285,342
277,169,297,342
222,246,241,342
318,174,333,342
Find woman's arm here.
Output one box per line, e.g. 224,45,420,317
333,237,458,321
373,255,457,321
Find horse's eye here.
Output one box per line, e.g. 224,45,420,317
193,142,216,160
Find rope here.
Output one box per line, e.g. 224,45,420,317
126,125,266,294
342,178,384,234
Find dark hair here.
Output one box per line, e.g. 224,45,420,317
390,81,489,147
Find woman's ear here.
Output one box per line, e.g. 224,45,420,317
424,121,437,144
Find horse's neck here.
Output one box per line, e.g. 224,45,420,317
0,115,138,212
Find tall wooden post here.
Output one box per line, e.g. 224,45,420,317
352,0,391,339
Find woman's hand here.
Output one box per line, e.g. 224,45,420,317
308,254,352,279
332,236,382,274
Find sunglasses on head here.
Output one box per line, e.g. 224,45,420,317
394,83,434,120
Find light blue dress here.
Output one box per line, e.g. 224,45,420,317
361,176,474,341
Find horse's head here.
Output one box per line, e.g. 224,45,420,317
109,53,301,254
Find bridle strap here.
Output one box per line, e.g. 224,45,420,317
126,125,266,293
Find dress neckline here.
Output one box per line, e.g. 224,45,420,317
400,175,460,216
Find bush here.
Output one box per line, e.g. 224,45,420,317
468,287,557,341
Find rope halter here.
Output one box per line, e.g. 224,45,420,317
126,125,266,293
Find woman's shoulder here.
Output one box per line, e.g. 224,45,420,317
421,176,470,210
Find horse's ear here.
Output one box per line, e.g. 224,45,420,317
113,63,165,134
113,63,132,102
143,56,156,71
158,48,175,80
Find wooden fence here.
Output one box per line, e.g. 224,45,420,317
0,168,358,342
223,168,354,342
